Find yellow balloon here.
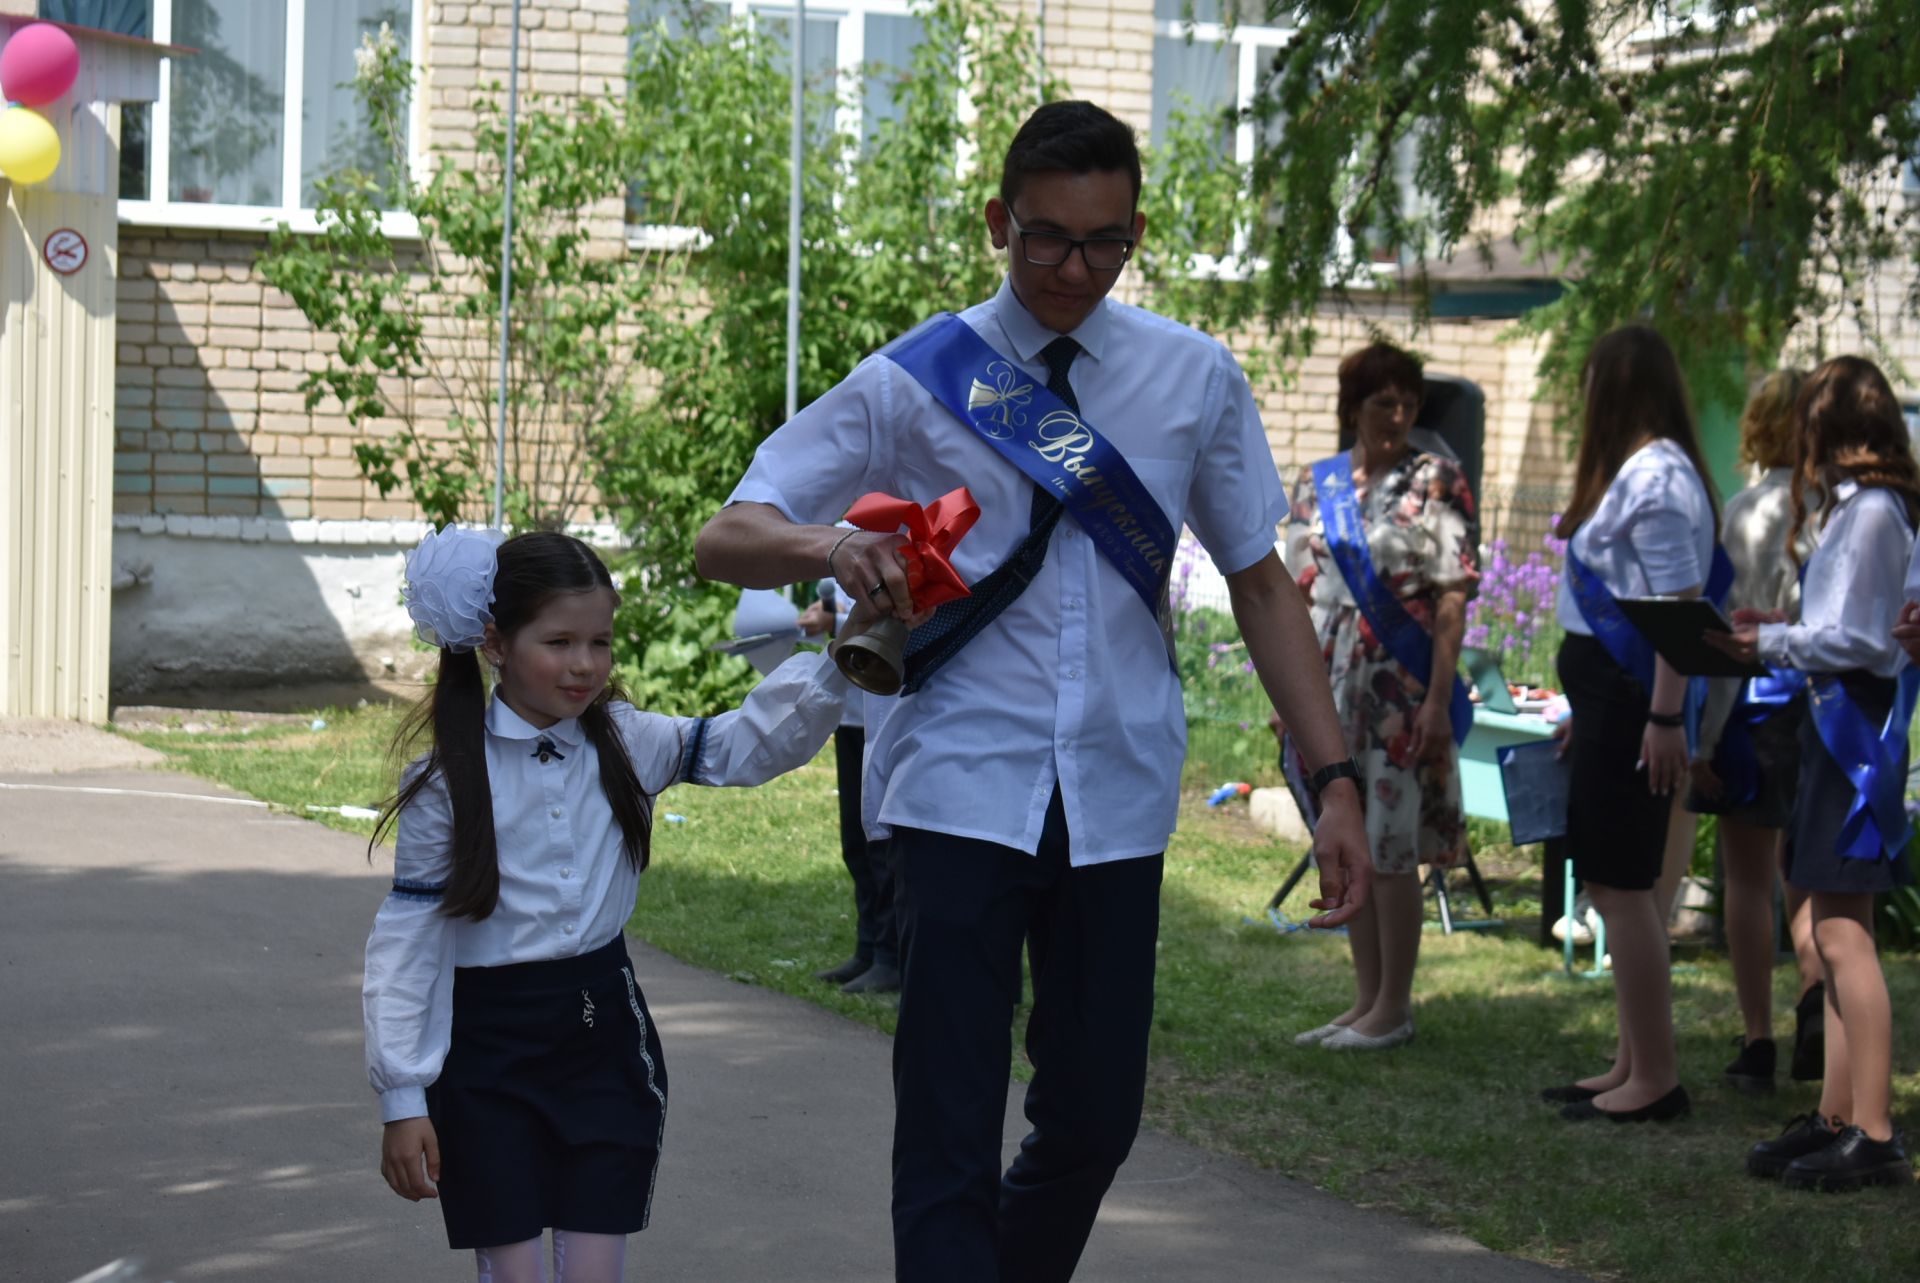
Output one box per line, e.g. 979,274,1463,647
0,106,61,186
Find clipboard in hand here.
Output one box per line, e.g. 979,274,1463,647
1614,596,1767,678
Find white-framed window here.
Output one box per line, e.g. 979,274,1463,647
627,0,929,238
631,0,925,138
50,0,427,235
1149,0,1293,171
1151,3,1434,275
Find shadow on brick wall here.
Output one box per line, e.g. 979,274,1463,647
107,231,422,709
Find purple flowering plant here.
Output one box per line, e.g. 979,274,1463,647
1463,522,1568,689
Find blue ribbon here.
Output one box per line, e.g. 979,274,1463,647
883,314,1177,644
1310,454,1472,746
1746,667,1803,712
1806,668,1920,860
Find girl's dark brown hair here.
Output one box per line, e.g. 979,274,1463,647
371,532,652,921
1556,325,1720,540
1335,342,1424,451
1788,356,1920,564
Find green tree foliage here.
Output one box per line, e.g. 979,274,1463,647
1135,106,1273,387
611,0,1066,710
265,0,1250,714
259,26,683,533
1238,0,1920,399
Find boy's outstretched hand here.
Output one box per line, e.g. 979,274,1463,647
381,1117,441,1201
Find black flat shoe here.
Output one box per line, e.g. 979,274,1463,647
840,962,901,995
1539,1084,1601,1105
1781,1126,1912,1192
1723,1036,1777,1094
813,955,871,984
1560,1085,1690,1124
1748,1112,1840,1180
1790,983,1826,1082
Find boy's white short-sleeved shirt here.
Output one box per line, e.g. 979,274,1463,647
730,277,1288,863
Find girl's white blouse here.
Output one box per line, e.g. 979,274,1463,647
1554,438,1716,635
364,651,849,1122
1757,480,1914,679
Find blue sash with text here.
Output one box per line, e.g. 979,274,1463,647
883,314,1177,646
1310,453,1472,746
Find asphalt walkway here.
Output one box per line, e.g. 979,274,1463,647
0,767,1576,1282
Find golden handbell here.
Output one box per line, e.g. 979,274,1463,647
833,616,908,696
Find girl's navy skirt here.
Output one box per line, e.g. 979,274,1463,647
426,933,668,1249
1786,672,1916,896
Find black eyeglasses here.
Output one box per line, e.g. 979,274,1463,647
1005,209,1135,272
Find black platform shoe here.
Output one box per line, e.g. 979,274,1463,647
1747,1112,1839,1179
1560,1085,1690,1124
1781,1126,1912,1192
1723,1036,1777,1094
1790,983,1826,1082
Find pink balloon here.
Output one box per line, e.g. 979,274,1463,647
0,23,80,108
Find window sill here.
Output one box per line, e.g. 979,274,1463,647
118,200,423,241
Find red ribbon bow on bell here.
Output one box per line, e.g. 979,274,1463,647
843,488,981,610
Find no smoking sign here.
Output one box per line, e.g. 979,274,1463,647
42,228,87,276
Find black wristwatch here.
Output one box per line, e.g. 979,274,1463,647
1646,710,1685,729
1308,757,1361,796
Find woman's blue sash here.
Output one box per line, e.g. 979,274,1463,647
1807,667,1920,860
1310,453,1472,746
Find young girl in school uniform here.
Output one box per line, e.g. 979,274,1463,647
1713,356,1918,1191
364,528,855,1280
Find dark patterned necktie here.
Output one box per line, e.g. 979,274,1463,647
899,337,1079,695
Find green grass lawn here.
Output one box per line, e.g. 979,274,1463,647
123,706,1920,1281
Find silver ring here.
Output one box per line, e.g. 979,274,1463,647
867,582,889,600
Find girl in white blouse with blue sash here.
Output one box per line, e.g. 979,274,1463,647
1543,325,1719,1126
1709,357,1918,1193
363,529,853,1281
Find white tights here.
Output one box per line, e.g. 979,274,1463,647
474,1232,628,1283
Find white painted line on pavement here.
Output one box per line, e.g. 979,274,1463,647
0,781,269,808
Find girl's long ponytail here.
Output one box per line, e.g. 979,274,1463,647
582,692,652,873
371,646,502,921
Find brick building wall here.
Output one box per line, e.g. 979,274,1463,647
96,0,1918,699
106,0,1920,534
110,0,631,526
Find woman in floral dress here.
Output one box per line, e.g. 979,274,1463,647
1283,343,1480,1051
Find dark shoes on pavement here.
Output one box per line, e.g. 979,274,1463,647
1723,1036,1777,1094
841,962,901,995
814,955,870,985
1791,983,1826,1082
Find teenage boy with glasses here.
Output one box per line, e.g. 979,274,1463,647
697,100,1371,1282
